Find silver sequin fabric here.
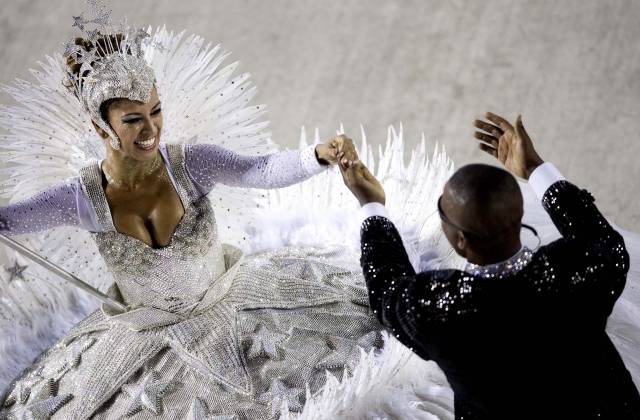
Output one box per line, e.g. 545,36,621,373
0,144,381,419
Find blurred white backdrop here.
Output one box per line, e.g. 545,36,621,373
0,0,638,230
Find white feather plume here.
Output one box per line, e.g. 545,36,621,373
0,27,277,393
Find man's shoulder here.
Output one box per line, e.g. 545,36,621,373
526,241,626,298
531,237,597,267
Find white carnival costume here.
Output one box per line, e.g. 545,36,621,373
0,2,638,419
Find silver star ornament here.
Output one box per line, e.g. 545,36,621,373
121,370,181,416
5,261,27,283
246,324,287,360
258,379,303,417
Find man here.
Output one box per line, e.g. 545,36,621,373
338,112,640,419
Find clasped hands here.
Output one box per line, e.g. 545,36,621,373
315,134,385,206
331,112,544,207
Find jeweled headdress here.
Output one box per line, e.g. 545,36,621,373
62,0,155,150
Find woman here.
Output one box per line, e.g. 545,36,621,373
0,19,386,420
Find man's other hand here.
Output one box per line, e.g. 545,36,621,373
473,112,544,180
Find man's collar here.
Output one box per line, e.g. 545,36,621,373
464,246,534,279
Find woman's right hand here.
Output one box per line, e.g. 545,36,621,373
315,134,359,166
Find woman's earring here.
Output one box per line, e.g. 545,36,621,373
103,125,121,150
109,136,121,150
96,120,121,151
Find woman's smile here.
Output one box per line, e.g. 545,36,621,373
134,136,158,151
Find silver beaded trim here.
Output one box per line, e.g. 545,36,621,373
79,163,116,232
165,143,201,204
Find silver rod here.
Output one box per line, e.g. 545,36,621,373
0,233,127,312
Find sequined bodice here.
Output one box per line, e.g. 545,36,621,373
79,144,226,313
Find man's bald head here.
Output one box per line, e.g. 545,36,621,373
441,164,523,242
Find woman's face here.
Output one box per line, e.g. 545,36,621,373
103,87,163,161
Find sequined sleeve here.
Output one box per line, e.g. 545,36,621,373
360,216,463,359
542,180,629,277
183,143,327,195
0,179,96,236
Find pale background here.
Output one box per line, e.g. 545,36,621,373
0,0,638,234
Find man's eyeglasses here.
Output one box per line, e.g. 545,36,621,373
437,195,487,238
437,195,540,245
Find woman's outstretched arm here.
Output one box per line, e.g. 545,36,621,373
0,179,97,236
183,142,328,194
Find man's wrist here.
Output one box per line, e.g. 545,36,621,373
360,202,389,223
359,198,386,207
529,162,566,199
523,157,545,180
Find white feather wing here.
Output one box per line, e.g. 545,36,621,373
0,28,279,389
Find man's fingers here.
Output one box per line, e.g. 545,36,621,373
339,158,368,175
478,142,498,158
514,114,530,141
341,139,358,159
341,148,359,162
338,156,351,172
473,131,499,148
334,134,353,154
347,160,370,182
338,159,354,185
348,160,364,176
339,158,360,175
356,162,372,179
473,119,503,137
485,112,514,132
359,163,384,189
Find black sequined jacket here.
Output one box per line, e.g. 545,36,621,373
360,180,640,419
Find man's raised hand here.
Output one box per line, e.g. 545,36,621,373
338,159,386,207
473,112,544,180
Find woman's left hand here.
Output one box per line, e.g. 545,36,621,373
315,134,358,165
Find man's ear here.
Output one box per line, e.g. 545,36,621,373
456,231,467,255
91,120,109,139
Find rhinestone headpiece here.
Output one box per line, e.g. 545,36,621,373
62,0,155,150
